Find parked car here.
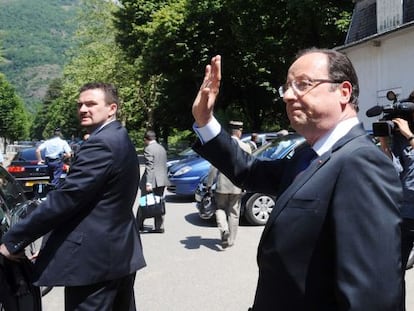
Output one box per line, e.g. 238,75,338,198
167,132,282,196
7,147,69,193
0,164,54,306
195,132,307,225
167,147,198,169
0,165,34,235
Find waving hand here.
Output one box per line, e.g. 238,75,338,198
192,55,221,127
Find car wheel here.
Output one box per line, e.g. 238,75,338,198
244,193,275,225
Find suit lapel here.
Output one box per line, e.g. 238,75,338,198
258,123,367,248
259,152,331,244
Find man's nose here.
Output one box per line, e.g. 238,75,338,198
282,86,296,103
79,104,88,112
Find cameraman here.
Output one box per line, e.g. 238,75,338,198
379,117,414,272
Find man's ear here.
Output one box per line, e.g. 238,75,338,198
108,103,118,117
339,81,352,105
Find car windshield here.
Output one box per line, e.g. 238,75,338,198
0,166,27,211
254,134,305,160
178,147,196,157
14,147,44,161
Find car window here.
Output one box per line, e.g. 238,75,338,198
178,147,196,157
255,134,305,160
0,166,27,212
13,148,45,161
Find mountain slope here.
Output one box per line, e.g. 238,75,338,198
0,0,81,111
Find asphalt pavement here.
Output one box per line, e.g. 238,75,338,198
41,192,414,310
42,192,262,311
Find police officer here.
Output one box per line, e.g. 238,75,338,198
36,128,72,186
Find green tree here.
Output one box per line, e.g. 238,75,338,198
114,0,353,132
0,73,29,144
31,78,63,139
36,0,147,144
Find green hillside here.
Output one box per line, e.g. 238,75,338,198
0,0,80,112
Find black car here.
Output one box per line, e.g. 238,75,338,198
195,133,307,225
7,147,69,193
0,164,48,309
0,165,36,239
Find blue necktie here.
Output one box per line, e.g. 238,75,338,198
293,147,317,179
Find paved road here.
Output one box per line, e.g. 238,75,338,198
42,192,414,310
42,192,262,311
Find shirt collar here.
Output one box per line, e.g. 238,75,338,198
90,119,116,136
313,117,360,156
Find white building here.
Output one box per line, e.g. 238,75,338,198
337,0,414,130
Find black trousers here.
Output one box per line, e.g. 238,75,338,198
401,218,414,311
401,218,414,269
64,273,137,311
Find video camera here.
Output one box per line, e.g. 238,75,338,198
366,90,414,136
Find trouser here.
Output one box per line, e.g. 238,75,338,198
402,218,414,268
401,218,414,311
139,186,165,230
64,273,136,311
46,159,63,186
214,192,241,245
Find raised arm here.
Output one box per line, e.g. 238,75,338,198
192,55,221,127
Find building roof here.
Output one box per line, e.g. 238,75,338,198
345,0,414,44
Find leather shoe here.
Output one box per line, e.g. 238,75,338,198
221,230,230,248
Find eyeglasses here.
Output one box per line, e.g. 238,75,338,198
278,78,342,98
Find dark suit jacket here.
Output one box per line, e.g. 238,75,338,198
194,124,404,311
2,121,146,286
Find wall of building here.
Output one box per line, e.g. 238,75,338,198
339,25,414,131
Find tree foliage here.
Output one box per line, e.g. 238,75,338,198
36,0,144,143
114,0,353,133
30,0,353,147
0,73,29,141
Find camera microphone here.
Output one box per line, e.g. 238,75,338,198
366,105,383,117
399,91,414,103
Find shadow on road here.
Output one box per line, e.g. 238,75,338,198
180,235,222,252
184,212,216,227
165,193,194,203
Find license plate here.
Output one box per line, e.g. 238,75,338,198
25,180,49,187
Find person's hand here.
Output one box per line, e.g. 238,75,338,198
378,136,392,158
146,184,153,192
192,55,222,127
37,159,45,165
28,250,40,261
393,118,413,138
0,243,25,262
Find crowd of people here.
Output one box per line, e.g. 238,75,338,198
0,47,413,311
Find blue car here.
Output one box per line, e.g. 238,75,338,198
167,132,288,196
167,155,210,196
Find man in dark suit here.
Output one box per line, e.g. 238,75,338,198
138,130,169,233
0,82,146,310
191,49,404,310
